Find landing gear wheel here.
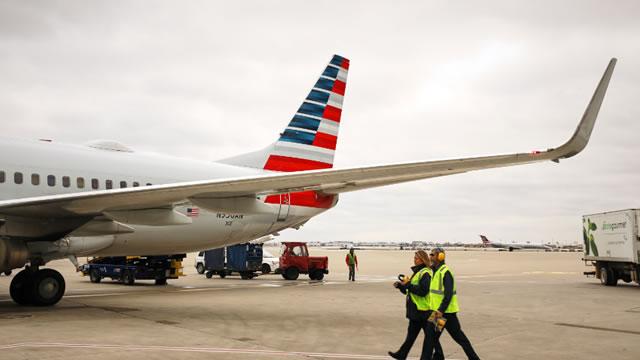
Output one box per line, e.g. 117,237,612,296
155,278,167,285
4,270,12,276
122,270,135,286
284,267,299,280
10,269,34,305
89,269,101,283
261,264,271,274
31,269,65,306
196,263,205,274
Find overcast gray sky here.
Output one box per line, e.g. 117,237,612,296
1,1,639,245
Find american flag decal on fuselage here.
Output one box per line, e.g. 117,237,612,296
263,54,349,172
187,207,200,217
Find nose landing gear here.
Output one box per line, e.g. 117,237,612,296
9,267,66,306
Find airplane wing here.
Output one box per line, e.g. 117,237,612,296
0,59,616,218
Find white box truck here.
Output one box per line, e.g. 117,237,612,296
582,209,640,286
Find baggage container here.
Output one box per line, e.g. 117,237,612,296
202,243,263,279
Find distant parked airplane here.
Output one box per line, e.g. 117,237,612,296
480,235,552,252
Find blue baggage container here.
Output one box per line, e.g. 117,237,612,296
227,243,263,272
204,248,225,271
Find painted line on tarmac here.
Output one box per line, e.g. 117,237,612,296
0,342,422,359
62,292,130,299
0,292,130,302
178,288,226,292
457,271,579,279
555,322,640,336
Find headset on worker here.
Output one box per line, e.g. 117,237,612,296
433,247,446,262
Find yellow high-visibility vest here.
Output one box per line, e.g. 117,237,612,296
408,267,433,311
429,264,460,313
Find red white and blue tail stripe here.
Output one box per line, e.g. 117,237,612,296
264,55,349,172
219,55,349,174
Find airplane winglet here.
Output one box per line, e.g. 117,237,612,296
549,58,617,161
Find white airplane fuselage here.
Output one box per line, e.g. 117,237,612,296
0,137,333,258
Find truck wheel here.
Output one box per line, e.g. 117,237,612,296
196,263,205,274
89,269,101,283
205,271,213,279
312,270,324,281
600,267,617,286
122,270,135,286
281,273,288,280
285,267,299,280
155,278,167,285
4,270,12,276
261,264,271,274
240,272,251,280
599,266,608,285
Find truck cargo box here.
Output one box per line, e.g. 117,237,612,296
582,209,640,286
583,209,640,263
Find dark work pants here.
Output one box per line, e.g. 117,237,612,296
424,313,480,360
395,319,444,360
348,265,355,281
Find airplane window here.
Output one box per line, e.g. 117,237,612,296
77,177,85,189
31,174,40,186
91,178,99,189
146,183,152,186
120,181,127,188
62,176,70,188
0,171,5,183
106,180,113,189
14,172,22,184
133,182,140,187
47,175,55,186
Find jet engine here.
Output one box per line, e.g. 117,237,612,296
0,239,29,273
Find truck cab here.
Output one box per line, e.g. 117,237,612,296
279,242,328,280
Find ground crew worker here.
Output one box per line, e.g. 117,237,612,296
345,248,358,281
388,250,444,360
423,248,480,360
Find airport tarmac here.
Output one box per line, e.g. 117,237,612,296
0,250,638,360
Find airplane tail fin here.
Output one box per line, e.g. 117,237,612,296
219,55,349,172
480,235,491,246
